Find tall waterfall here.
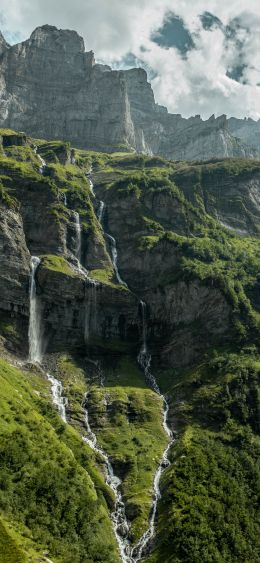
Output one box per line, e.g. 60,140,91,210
74,211,82,262
133,301,174,561
28,256,42,363
96,201,127,286
105,233,128,287
97,200,105,223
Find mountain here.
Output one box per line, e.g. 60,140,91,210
0,129,259,562
0,25,259,160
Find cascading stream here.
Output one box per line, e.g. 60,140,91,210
28,256,42,363
132,301,175,561
34,145,46,174
46,374,67,422
82,395,133,563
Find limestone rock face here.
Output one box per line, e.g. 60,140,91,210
228,118,260,154
0,206,30,315
146,281,231,368
0,25,258,160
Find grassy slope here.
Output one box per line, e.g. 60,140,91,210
0,358,119,563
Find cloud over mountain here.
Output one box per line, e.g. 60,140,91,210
0,0,259,118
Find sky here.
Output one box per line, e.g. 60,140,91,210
0,0,259,119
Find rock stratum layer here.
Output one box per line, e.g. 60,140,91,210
0,25,260,160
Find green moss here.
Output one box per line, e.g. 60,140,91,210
90,268,128,290
40,255,78,277
4,146,39,167
0,520,26,563
0,129,24,137
0,181,18,209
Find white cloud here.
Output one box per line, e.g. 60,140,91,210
0,0,259,119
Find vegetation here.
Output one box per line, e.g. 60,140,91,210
0,131,259,561
41,255,78,277
90,268,128,289
147,350,260,563
0,358,120,562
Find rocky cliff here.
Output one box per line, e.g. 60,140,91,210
0,25,259,160
0,131,259,368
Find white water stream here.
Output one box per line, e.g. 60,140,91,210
96,198,127,287
105,232,128,287
28,256,42,363
132,301,174,561
74,211,82,261
82,395,133,562
34,146,46,174
46,373,67,422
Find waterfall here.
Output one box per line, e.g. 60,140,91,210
97,200,105,223
84,279,97,342
74,211,82,262
28,257,68,423
87,166,95,195
46,373,67,423
28,256,42,363
89,177,127,288
106,233,128,287
38,154,46,174
132,301,174,561
82,394,133,563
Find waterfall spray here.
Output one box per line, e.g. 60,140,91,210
28,256,42,363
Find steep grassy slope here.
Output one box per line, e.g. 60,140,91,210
146,350,260,563
0,357,119,562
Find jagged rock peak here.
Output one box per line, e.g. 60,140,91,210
29,24,86,53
